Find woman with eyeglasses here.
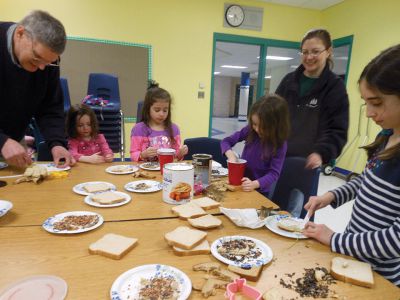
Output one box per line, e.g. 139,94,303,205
276,29,349,170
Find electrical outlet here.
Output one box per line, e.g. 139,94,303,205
198,91,205,99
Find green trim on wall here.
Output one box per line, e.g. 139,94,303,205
333,35,354,86
67,36,153,81
124,117,136,123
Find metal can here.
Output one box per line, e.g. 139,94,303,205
163,162,194,205
192,154,212,186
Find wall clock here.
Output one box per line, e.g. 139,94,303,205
225,5,245,27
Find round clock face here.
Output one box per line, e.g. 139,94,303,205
225,5,245,27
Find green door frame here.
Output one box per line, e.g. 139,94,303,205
209,33,354,136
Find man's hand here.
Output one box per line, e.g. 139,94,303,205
1,138,32,168
305,152,322,169
51,146,75,168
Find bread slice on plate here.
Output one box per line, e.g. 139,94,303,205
331,257,374,288
88,233,138,260
190,197,221,210
83,183,111,193
165,226,207,250
188,214,222,229
277,217,305,232
172,239,210,256
91,191,125,205
193,261,221,272
171,202,207,219
228,264,263,281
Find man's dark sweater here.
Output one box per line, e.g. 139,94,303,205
0,22,66,150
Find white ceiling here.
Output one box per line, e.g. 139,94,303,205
256,0,344,10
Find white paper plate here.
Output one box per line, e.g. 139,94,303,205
72,181,116,196
139,162,160,171
211,235,273,268
265,215,308,239
42,211,103,234
211,167,228,177
105,165,139,175
0,275,67,300
37,163,71,172
0,200,13,217
211,160,222,168
110,264,191,300
0,162,8,170
84,191,131,208
124,180,162,193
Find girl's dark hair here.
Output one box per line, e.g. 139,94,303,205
301,28,333,69
247,94,290,156
141,80,175,145
359,44,400,160
66,104,99,139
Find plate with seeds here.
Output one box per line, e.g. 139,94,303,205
110,264,191,300
124,180,162,193
42,211,103,234
139,162,160,171
211,235,273,268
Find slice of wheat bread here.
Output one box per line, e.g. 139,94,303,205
227,265,263,281
193,262,221,273
88,233,138,260
201,278,228,298
190,197,221,210
165,226,207,250
83,183,111,193
91,191,125,205
172,239,210,256
330,257,374,288
171,202,207,219
211,268,240,282
188,214,222,229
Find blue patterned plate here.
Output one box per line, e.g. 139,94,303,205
211,235,273,268
42,211,103,234
37,163,71,172
0,162,8,170
0,200,12,217
110,264,191,300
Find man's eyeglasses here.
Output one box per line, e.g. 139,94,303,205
25,30,60,67
299,49,327,58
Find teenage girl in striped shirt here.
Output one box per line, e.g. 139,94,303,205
303,44,400,286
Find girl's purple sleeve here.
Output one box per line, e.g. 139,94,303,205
221,126,249,154
257,142,287,191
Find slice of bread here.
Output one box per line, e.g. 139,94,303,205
165,226,207,250
91,191,125,205
228,265,263,282
201,278,228,298
277,217,305,232
188,214,222,229
211,268,240,282
190,197,221,210
171,202,207,219
88,233,138,260
193,262,221,273
172,239,210,256
83,183,111,193
331,257,374,288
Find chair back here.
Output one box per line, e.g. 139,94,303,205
60,77,71,113
136,100,144,122
87,73,120,108
183,137,226,167
270,156,320,218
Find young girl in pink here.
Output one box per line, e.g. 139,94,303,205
130,81,188,161
66,104,114,164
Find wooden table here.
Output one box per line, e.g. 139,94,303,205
0,163,399,299
0,163,277,227
0,217,398,299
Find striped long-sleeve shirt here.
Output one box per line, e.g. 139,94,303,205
330,148,400,286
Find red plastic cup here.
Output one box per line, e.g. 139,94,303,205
157,148,175,174
227,159,247,185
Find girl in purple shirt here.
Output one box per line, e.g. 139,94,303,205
66,104,114,164
221,95,290,195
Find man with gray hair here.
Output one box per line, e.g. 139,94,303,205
0,10,75,168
